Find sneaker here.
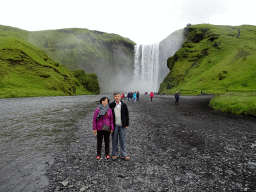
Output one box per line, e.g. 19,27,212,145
96,156,101,161
122,156,130,161
112,156,117,161
105,155,110,161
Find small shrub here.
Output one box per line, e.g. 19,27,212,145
218,73,226,80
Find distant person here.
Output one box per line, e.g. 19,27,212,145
124,92,127,100
175,91,180,106
201,91,202,96
150,92,154,101
137,91,140,101
92,97,114,161
121,93,124,101
109,92,130,161
128,92,132,101
237,28,240,38
133,92,137,102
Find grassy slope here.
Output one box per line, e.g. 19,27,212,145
0,36,92,98
26,27,136,72
159,24,256,116
0,25,136,94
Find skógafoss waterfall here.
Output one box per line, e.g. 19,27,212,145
131,29,185,93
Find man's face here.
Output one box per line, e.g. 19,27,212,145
114,94,121,102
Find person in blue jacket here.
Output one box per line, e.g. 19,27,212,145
175,91,180,106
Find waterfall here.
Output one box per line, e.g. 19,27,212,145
133,43,159,93
132,28,185,93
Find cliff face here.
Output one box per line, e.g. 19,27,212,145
159,24,256,95
159,29,185,87
26,28,136,93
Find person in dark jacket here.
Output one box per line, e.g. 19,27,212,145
175,91,180,106
136,91,139,101
92,97,114,161
129,92,132,101
109,92,130,161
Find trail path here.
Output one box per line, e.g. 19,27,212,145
46,94,256,192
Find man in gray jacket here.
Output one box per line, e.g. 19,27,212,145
109,92,130,161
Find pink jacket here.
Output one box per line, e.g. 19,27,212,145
92,108,114,131
150,92,154,97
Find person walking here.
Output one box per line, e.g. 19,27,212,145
124,92,127,100
127,92,130,101
109,92,130,161
175,91,180,106
129,92,132,101
137,91,139,101
121,93,124,101
92,97,114,161
150,92,154,101
133,91,137,102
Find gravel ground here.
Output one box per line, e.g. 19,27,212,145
45,95,256,192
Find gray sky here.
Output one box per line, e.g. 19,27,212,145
0,0,254,44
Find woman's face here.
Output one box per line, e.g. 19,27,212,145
102,98,108,106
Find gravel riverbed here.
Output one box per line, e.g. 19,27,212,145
45,94,256,192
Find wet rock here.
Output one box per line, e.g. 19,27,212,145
60,180,68,186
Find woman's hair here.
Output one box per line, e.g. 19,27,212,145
100,97,110,104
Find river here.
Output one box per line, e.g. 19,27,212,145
0,94,111,192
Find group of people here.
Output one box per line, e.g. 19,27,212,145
92,92,130,161
92,91,180,162
120,92,140,102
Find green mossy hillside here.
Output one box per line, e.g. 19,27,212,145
0,25,136,93
0,37,98,98
159,24,256,95
72,69,100,94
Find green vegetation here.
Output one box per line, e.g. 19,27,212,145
159,24,256,116
210,92,256,116
0,36,97,98
0,25,136,93
72,69,100,94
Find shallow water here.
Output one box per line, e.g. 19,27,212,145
0,94,110,192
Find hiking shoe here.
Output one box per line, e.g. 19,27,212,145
96,156,102,161
112,156,117,161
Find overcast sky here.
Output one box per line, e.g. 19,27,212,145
0,0,254,44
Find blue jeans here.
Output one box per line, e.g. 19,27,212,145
134,97,136,102
112,125,128,157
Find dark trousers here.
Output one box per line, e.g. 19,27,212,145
175,99,179,105
97,130,110,156
151,97,153,101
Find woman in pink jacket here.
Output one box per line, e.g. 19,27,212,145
150,92,154,102
92,97,114,161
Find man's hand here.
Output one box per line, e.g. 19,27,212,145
93,130,97,136
125,126,129,128
111,130,113,133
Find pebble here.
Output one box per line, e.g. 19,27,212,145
60,180,68,187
